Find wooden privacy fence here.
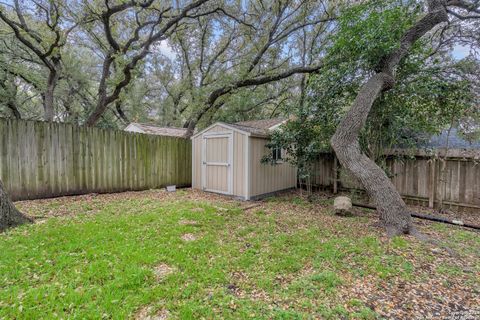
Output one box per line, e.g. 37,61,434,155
312,149,480,211
0,119,191,201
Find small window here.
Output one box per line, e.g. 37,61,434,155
272,146,283,161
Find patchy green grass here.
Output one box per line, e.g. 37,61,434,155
1,190,479,319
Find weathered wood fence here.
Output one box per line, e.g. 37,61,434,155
0,119,191,201
312,149,480,211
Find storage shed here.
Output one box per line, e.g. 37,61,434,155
191,119,297,200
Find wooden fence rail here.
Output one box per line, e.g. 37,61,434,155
0,119,191,201
312,150,480,211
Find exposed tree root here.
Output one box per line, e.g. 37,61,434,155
409,227,458,257
369,211,458,256
382,222,458,256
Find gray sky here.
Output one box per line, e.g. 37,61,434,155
453,44,476,60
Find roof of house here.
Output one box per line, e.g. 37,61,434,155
423,128,480,149
126,123,188,138
235,118,286,130
226,123,271,136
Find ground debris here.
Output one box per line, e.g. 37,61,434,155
153,264,175,281
134,306,169,320
178,219,198,225
12,188,480,319
181,233,198,241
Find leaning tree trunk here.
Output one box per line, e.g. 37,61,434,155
331,1,448,237
43,70,56,121
0,180,32,232
43,57,61,122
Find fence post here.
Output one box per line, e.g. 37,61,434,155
333,155,338,194
428,158,436,208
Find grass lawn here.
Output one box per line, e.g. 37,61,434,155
1,189,479,319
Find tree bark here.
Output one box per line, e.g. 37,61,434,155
43,70,57,121
0,180,32,232
1,70,21,119
115,101,130,124
84,55,113,126
43,58,61,122
331,1,449,237
6,101,21,119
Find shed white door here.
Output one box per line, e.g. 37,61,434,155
202,134,233,195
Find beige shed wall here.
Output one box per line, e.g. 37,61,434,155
249,137,297,198
233,131,246,198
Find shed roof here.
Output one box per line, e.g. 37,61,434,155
235,118,286,130
227,118,286,136
126,123,188,138
191,118,287,139
227,123,271,136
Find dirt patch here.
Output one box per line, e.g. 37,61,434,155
213,206,229,212
181,233,198,241
226,283,245,298
190,207,205,213
228,270,273,303
249,289,272,303
134,306,169,320
153,263,175,281
178,219,198,225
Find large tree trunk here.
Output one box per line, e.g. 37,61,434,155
0,180,32,232
43,59,60,122
331,1,448,237
184,119,196,138
115,101,129,124
6,101,21,119
84,56,115,126
1,72,21,119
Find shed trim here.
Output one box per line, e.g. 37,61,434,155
229,132,234,194
202,132,232,138
245,135,250,200
192,136,195,188
266,119,288,131
191,122,268,139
